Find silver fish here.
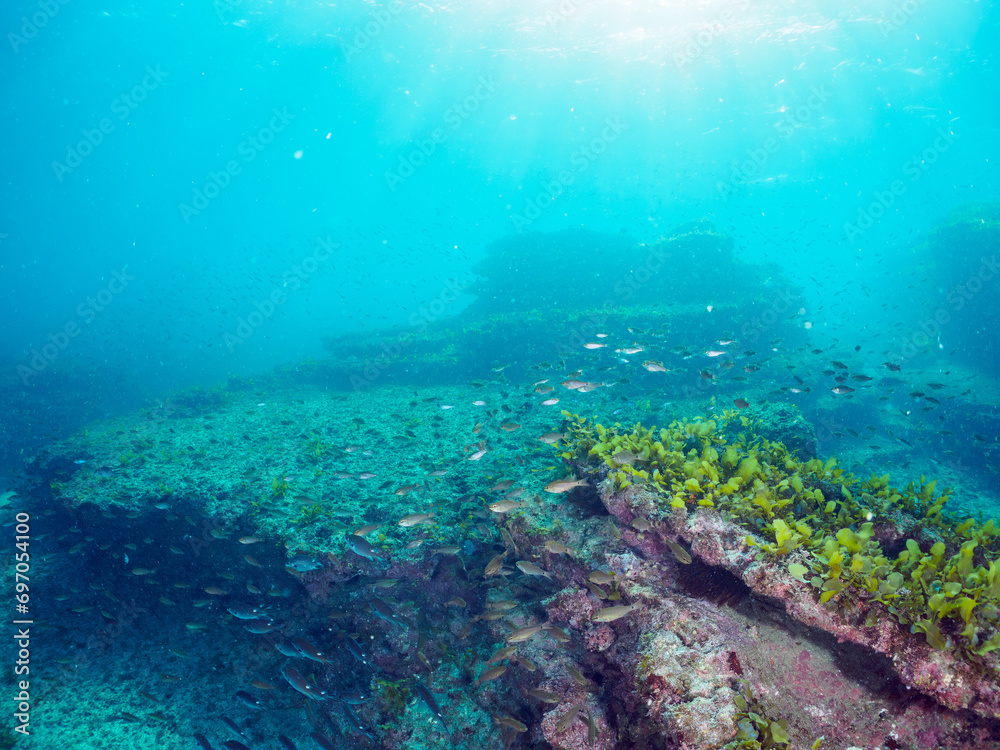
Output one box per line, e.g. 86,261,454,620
286,554,322,572
346,534,386,564
414,682,449,732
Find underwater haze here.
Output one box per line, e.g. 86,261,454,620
2,1,1000,749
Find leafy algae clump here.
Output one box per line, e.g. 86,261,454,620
557,411,1000,662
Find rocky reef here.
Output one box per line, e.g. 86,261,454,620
18,375,1000,749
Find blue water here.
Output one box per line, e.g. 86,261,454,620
2,1,999,747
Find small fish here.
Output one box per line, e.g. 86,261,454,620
238,536,263,545
489,500,525,514
566,664,588,687
526,688,562,704
631,517,652,532
220,715,249,740
592,604,639,622
227,603,269,620
344,635,371,666
665,538,692,564
831,386,855,394
354,523,382,536
513,654,537,671
193,733,213,750
414,682,449,732
584,580,609,599
555,704,582,733
734,398,750,409
280,665,328,701
476,665,507,685
516,561,554,579
543,623,571,643
538,432,567,444
346,534,386,563
489,645,518,663
369,596,407,629
611,450,637,465
131,568,156,576
235,690,264,710
506,624,545,643
251,680,276,690
541,398,560,405
588,571,616,585
475,610,507,621
544,478,589,494
291,636,333,663
586,708,598,744
286,554,322,572
278,736,298,750
484,552,508,578
544,540,574,555
445,597,467,608
204,586,228,596
432,545,462,555
399,513,435,527
494,715,528,732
